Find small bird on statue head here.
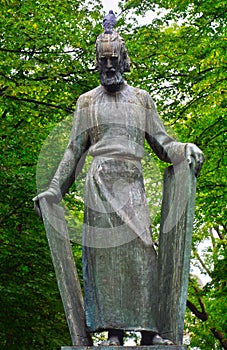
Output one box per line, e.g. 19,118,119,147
103,10,117,34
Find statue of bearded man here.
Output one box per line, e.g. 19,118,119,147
34,26,204,346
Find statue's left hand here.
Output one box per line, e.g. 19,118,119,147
185,143,205,177
33,189,60,219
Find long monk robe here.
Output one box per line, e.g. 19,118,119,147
49,82,186,333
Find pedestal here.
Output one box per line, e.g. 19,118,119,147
61,346,187,350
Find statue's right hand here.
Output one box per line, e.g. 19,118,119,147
33,190,60,218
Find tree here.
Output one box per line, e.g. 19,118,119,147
0,0,102,348
117,0,226,348
1,0,226,348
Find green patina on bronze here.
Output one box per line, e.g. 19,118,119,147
47,82,188,336
34,11,204,347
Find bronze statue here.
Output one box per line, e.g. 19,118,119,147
34,12,204,347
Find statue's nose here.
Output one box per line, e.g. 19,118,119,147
107,58,112,68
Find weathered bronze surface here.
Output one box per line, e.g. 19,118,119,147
47,82,190,335
34,11,204,347
39,198,92,346
158,163,196,344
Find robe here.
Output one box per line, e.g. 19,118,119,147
49,82,186,333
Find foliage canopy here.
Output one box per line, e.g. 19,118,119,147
0,0,226,349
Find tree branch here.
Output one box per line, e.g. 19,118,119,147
5,95,73,113
211,328,227,350
187,284,227,348
209,227,216,250
187,285,208,321
0,47,83,55
193,249,213,278
221,223,227,233
195,117,223,143
170,78,227,125
213,226,226,249
186,299,208,321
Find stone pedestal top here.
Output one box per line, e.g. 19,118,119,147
61,346,187,350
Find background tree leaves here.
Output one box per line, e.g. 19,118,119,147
119,0,226,348
0,0,226,348
0,0,102,348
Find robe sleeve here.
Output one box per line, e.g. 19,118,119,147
48,96,90,201
145,93,187,165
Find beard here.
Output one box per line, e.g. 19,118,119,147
100,69,124,91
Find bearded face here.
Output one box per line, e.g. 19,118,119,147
98,53,124,91
96,32,130,92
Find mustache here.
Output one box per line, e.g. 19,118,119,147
100,73,124,86
105,68,116,73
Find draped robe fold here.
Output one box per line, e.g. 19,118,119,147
49,83,186,333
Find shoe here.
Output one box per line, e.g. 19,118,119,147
152,334,174,345
100,336,121,346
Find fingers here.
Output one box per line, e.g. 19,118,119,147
193,151,205,177
191,157,204,177
33,191,57,219
32,193,46,202
33,191,56,202
185,144,195,165
34,201,43,220
33,192,48,202
33,192,51,219
32,195,39,202
185,143,205,177
194,161,202,177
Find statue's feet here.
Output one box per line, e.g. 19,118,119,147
152,334,174,346
100,336,121,346
141,331,174,346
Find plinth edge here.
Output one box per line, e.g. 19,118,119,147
61,346,187,350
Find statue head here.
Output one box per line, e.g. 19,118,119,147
96,11,130,91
